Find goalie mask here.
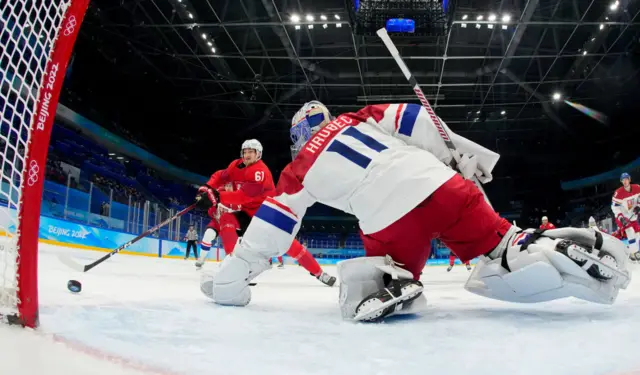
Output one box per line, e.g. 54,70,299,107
290,101,334,159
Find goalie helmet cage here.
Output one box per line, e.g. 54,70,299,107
0,0,89,328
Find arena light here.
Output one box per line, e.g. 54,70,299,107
334,14,341,20
201,33,207,39
591,37,595,41
502,14,511,23
488,24,494,29
552,92,562,101
295,24,301,30
488,14,497,21
207,41,212,46
306,14,314,21
188,12,193,19
323,23,328,29
599,23,605,30
500,110,506,115
308,24,314,29
476,15,482,29
290,14,300,23
336,22,342,28
211,47,216,53
461,23,467,28
320,14,327,20
583,50,587,55
462,14,468,20
502,24,508,29
610,1,619,11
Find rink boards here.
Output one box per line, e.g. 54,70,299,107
1,206,629,266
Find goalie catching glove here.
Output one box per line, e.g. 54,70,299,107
465,226,631,304
451,150,493,184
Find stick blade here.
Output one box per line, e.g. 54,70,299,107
57,253,88,272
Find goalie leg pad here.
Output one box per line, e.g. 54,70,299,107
202,242,272,306
201,255,252,306
465,227,631,305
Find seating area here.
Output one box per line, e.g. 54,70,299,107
5,121,464,259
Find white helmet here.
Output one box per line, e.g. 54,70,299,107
588,216,596,227
290,101,333,159
241,139,263,160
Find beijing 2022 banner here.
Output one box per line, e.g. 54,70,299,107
39,216,159,255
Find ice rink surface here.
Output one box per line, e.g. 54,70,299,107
2,243,640,375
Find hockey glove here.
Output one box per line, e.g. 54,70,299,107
453,150,493,184
195,185,219,210
617,214,630,228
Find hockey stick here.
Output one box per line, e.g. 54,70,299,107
58,203,197,272
376,28,493,208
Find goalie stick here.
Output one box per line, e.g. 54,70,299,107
59,203,197,272
376,28,493,208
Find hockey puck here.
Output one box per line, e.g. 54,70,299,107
67,280,82,293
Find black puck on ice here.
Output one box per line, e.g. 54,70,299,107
67,280,82,293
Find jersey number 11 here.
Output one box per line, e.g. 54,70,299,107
327,126,388,169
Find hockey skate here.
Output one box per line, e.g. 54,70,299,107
317,272,336,287
195,260,205,269
555,239,619,280
466,264,472,271
446,265,452,272
353,277,424,322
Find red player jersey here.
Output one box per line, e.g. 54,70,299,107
612,184,640,226
206,158,276,216
540,223,556,230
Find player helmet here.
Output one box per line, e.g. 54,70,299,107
241,139,263,160
588,216,596,227
620,172,631,182
290,101,334,159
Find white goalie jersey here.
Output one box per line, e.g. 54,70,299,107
238,104,500,258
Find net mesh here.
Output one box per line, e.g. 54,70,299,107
0,1,72,318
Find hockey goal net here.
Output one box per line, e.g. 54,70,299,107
0,0,88,327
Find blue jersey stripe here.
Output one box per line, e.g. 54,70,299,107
327,139,371,169
255,204,297,234
343,126,388,152
398,104,420,136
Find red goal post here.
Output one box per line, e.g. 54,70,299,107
0,0,89,328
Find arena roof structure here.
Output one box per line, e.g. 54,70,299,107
61,0,640,211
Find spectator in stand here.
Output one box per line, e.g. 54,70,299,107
184,225,199,260
540,216,556,230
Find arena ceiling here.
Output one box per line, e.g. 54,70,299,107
60,0,640,212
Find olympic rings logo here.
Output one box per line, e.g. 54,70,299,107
27,160,39,187
63,16,77,36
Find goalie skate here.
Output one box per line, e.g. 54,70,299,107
555,239,620,280
353,279,423,322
